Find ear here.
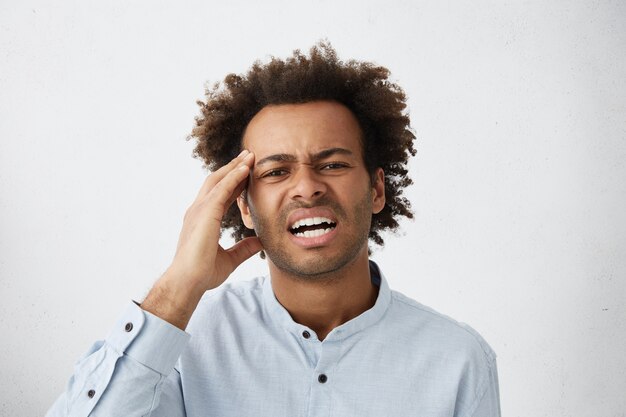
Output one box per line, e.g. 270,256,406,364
371,168,386,214
237,194,255,229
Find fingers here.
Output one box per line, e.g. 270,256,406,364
195,150,254,200
196,153,254,215
226,236,263,268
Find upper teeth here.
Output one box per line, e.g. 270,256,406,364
290,217,334,230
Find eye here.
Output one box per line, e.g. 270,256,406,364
321,162,349,170
261,169,288,178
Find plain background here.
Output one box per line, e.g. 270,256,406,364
1,1,625,416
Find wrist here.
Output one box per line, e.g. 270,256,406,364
141,270,206,330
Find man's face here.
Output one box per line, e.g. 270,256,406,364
237,101,385,279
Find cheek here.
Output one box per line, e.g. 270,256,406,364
246,187,278,222
248,179,285,208
246,186,264,213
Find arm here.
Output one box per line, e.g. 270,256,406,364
141,149,261,330
46,303,188,417
47,150,262,416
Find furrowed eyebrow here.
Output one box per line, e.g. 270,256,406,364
255,148,354,167
255,154,297,167
311,147,353,161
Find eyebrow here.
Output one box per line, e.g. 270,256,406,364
255,147,354,167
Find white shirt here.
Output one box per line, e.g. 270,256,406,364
47,262,500,417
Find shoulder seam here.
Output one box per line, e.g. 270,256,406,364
390,292,496,363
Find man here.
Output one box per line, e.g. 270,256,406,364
47,43,500,416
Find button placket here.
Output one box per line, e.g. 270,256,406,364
297,328,321,368
306,340,340,416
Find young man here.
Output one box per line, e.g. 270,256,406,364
47,43,500,416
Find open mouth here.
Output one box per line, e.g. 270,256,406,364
289,217,337,238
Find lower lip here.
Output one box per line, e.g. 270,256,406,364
288,226,339,248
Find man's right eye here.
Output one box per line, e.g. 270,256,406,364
261,169,288,178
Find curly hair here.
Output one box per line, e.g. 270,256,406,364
189,41,416,248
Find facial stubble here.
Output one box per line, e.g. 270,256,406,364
247,191,374,281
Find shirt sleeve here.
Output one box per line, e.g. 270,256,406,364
469,358,501,417
45,302,190,417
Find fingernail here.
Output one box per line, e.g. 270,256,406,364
239,149,249,157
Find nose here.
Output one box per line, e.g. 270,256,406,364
289,166,327,201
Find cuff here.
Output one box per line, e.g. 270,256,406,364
106,301,190,375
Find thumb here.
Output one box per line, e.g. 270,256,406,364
226,236,263,268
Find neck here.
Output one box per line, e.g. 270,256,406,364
268,249,378,341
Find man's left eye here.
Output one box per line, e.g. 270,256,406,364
321,162,348,170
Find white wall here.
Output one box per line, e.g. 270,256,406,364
1,1,625,415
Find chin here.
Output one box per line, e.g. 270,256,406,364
266,246,364,281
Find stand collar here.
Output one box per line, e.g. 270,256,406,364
262,260,391,342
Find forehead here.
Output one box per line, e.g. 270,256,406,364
242,101,364,159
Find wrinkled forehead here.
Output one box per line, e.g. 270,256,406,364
241,101,365,161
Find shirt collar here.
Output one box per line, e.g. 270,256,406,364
262,260,391,342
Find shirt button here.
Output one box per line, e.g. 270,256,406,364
87,389,96,398
124,322,133,332
318,374,328,384
302,330,311,339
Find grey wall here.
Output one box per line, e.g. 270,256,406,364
1,1,625,416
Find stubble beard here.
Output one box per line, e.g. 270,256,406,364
249,193,373,281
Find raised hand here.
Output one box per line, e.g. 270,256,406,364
142,150,262,329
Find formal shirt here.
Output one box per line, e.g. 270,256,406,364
47,262,501,417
